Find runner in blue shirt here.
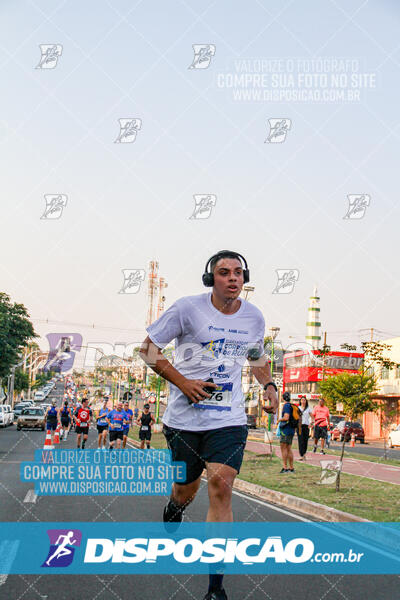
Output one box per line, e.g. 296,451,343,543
106,401,127,450
96,399,109,449
122,401,133,449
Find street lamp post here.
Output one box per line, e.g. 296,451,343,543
268,327,280,431
242,286,255,301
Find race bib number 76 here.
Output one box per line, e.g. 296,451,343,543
193,383,233,412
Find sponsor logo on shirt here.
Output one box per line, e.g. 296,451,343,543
201,338,249,360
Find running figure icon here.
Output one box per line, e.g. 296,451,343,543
45,531,77,566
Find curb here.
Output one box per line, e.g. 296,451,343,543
233,478,369,522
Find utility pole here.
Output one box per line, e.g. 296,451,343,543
370,328,374,342
322,331,328,382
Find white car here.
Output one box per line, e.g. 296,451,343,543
388,425,400,448
34,391,45,401
4,405,14,425
0,405,13,427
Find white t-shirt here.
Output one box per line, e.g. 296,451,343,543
146,292,265,431
300,406,311,426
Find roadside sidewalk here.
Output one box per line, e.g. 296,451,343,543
245,439,400,485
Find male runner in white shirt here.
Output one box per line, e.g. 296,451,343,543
140,250,278,600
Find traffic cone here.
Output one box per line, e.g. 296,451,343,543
43,430,54,450
350,433,356,447
53,425,61,445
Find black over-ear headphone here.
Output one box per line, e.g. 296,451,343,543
202,250,250,287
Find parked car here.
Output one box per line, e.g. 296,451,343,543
246,413,257,429
332,421,365,443
3,405,14,425
330,415,344,429
0,405,13,427
388,424,400,448
13,402,33,418
34,391,45,401
17,407,46,431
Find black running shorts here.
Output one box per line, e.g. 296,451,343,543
75,425,89,435
109,430,123,441
163,424,248,485
314,425,328,440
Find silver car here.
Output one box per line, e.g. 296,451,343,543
17,407,46,431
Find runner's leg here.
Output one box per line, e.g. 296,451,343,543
206,463,236,522
165,477,201,521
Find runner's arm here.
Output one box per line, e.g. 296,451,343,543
139,335,217,403
250,360,278,414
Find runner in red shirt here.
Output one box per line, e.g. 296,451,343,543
74,398,93,449
311,398,330,455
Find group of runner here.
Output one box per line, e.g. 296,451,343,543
44,397,155,450
95,399,155,450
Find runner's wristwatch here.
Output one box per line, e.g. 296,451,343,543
263,382,277,392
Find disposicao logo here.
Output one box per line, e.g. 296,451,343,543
83,536,314,564
42,529,82,567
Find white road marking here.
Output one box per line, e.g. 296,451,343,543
0,540,19,586
231,489,311,522
23,489,37,503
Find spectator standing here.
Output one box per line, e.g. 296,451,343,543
297,396,311,461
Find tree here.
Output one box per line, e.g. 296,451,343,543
147,374,166,392
319,371,378,490
319,371,378,419
0,293,37,378
14,369,29,393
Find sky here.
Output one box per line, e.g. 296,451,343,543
1,0,399,369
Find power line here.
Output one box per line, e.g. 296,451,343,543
31,317,145,333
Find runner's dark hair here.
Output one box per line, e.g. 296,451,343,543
209,250,243,273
